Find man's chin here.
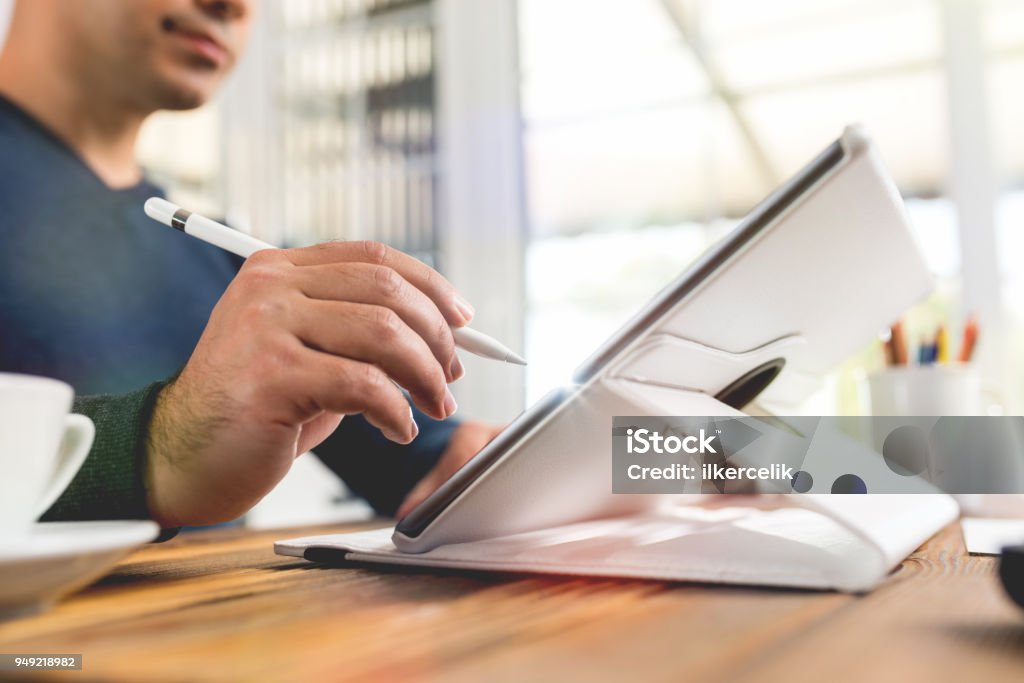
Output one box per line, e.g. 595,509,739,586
149,72,222,111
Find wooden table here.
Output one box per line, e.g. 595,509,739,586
0,521,1021,682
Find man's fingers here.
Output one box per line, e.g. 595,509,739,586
294,262,461,382
285,349,418,444
284,241,474,327
292,299,455,420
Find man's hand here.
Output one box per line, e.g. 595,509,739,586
396,421,504,519
145,241,476,528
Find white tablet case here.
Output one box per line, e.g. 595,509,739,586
276,127,959,591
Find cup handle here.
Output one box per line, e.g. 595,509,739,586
33,413,95,519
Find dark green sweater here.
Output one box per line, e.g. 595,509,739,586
41,382,165,521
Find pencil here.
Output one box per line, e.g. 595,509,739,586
936,324,949,364
882,333,897,366
891,321,908,365
959,316,979,363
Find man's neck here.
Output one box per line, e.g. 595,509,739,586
0,39,147,189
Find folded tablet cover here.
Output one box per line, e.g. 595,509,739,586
275,495,958,592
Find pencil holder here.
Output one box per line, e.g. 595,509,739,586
865,364,982,416
863,367,1023,515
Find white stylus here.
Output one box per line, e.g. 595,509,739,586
144,197,527,366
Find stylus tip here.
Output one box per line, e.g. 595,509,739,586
505,352,528,366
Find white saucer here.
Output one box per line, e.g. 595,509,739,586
0,520,159,620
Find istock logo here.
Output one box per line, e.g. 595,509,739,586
625,428,718,455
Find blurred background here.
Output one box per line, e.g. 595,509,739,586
1,0,1021,522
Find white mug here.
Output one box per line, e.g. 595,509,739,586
0,373,94,537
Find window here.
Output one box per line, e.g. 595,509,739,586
520,0,1021,412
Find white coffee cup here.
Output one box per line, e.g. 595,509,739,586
0,374,94,537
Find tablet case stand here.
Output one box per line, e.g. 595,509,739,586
279,334,956,591
605,332,807,408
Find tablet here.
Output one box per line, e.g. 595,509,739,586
395,126,932,548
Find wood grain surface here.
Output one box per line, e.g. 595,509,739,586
0,522,1021,683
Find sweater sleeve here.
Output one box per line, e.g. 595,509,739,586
41,381,166,522
40,383,458,522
